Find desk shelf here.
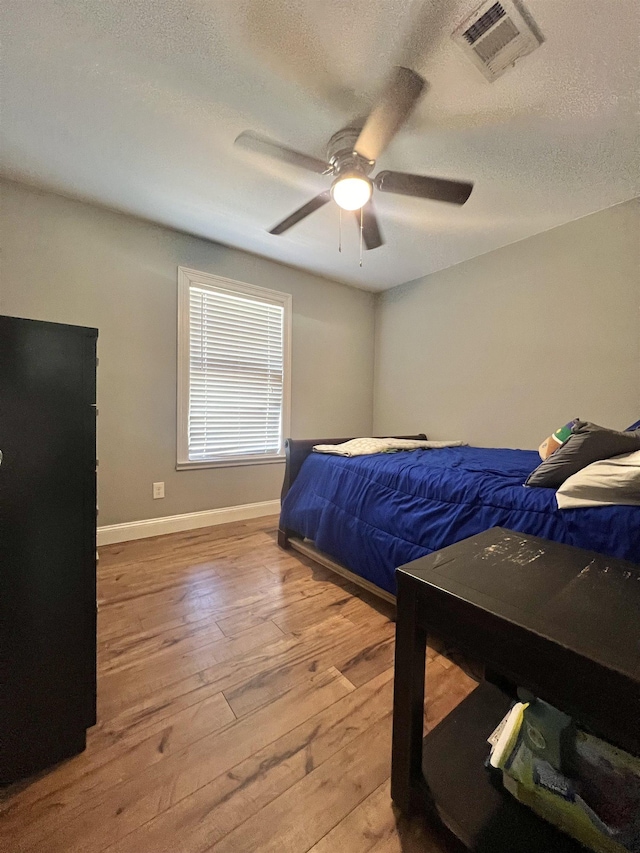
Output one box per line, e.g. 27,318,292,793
421,681,584,852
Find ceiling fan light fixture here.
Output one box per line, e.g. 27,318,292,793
236,64,473,252
331,174,372,211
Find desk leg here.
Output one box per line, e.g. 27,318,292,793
391,576,427,813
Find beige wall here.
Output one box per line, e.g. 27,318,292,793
0,179,375,525
374,198,640,448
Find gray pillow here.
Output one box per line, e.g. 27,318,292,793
526,421,640,489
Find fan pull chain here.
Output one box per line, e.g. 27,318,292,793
338,207,342,253
359,206,364,267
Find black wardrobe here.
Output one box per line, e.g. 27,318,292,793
0,315,98,784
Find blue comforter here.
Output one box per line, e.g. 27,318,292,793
280,446,640,595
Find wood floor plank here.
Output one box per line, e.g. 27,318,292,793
99,615,281,689
1,516,473,853
100,559,280,615
99,611,228,675
307,779,446,853
12,668,354,853
213,574,358,637
102,669,394,853
306,780,394,853
334,626,396,688
210,712,394,853
269,590,356,633
98,611,359,722
424,657,478,733
98,622,297,719
220,616,394,719
104,579,261,633
2,691,236,846
133,570,338,637
97,519,278,574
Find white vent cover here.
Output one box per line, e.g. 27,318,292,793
452,1,544,81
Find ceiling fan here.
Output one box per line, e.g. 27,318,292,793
235,67,474,252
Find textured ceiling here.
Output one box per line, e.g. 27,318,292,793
1,0,639,290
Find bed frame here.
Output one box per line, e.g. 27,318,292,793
277,434,427,604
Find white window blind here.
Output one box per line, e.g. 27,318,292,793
178,269,291,468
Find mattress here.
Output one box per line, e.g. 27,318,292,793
280,446,640,595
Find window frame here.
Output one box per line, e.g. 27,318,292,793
176,266,292,470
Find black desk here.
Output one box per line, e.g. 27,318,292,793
391,528,640,852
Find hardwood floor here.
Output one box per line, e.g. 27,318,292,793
0,516,476,852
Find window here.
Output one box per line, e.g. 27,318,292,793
177,268,291,469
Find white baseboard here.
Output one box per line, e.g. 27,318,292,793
97,499,281,546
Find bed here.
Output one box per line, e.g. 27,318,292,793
278,435,640,600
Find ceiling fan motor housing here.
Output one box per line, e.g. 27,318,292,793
327,126,374,178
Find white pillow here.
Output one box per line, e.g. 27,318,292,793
556,450,640,509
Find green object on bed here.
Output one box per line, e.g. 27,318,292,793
526,421,640,489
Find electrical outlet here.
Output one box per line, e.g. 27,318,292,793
153,482,165,499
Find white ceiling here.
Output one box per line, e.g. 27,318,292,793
1,0,639,291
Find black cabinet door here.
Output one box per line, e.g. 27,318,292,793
0,315,97,783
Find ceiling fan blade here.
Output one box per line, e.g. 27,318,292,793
375,171,473,205
354,67,426,162
354,201,384,250
269,191,332,235
235,130,329,175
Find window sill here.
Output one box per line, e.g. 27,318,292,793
176,455,286,471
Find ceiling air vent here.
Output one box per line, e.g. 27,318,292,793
452,0,544,81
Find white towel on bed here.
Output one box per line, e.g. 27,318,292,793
312,437,465,457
